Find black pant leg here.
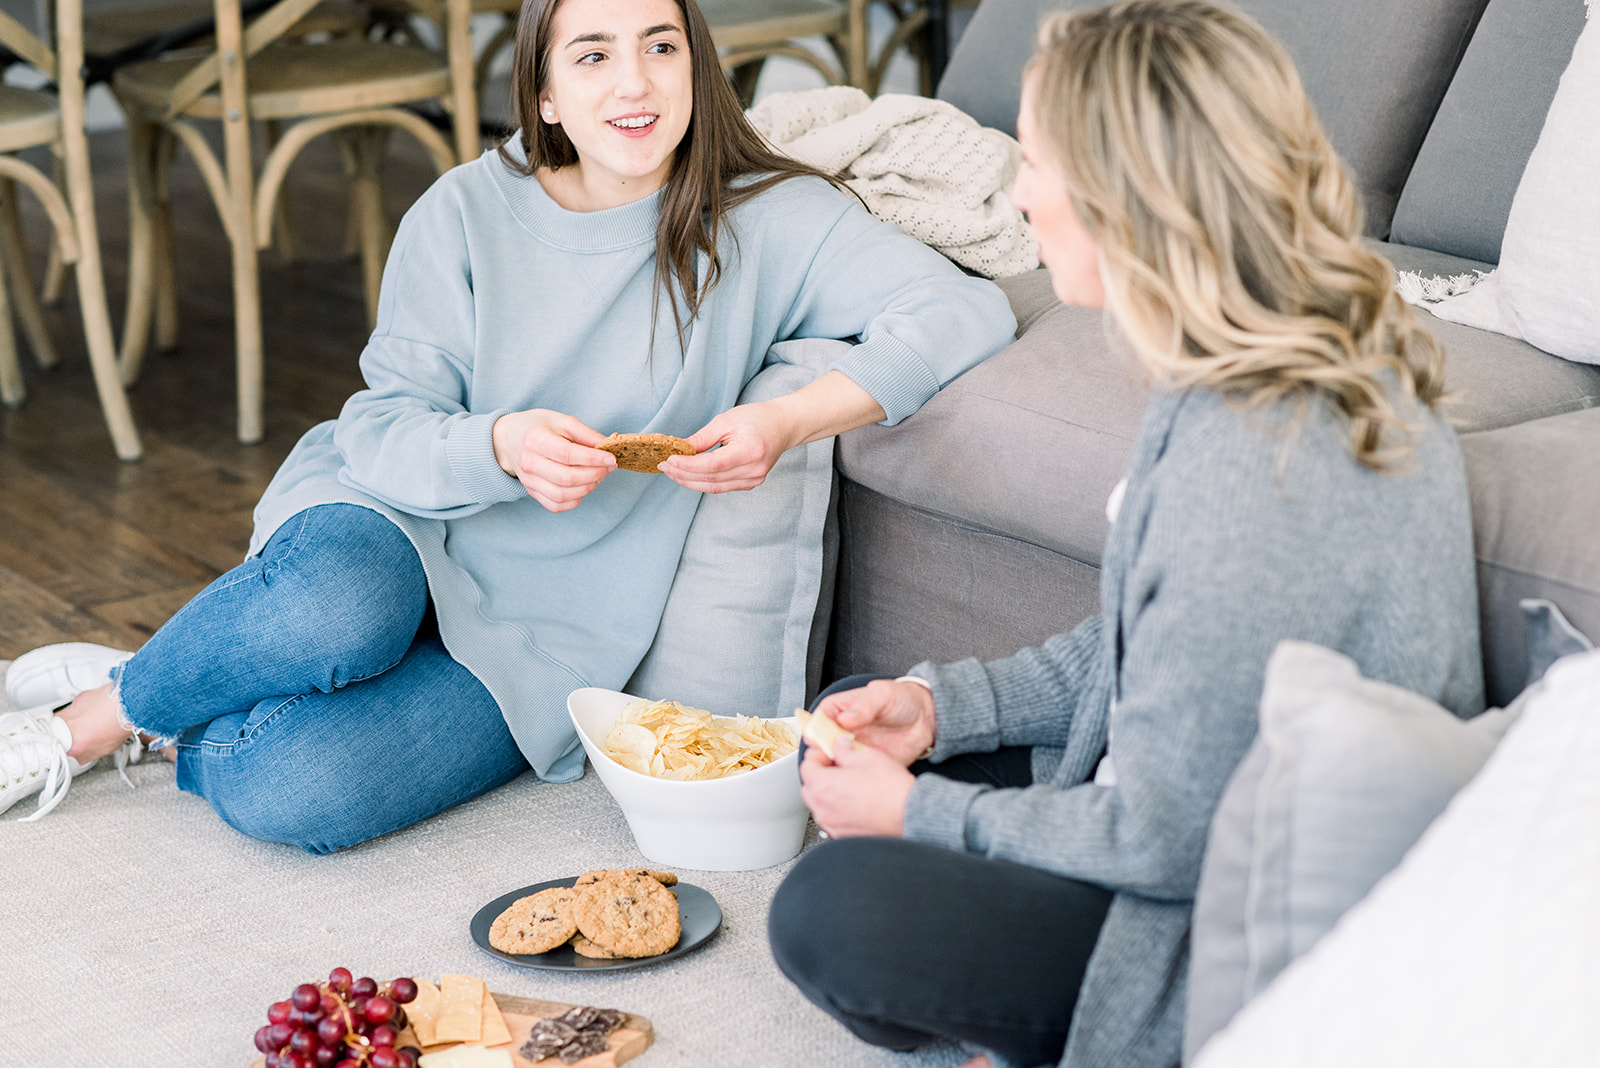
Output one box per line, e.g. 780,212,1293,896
769,837,1111,1067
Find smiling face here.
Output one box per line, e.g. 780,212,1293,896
1013,77,1106,309
537,0,694,211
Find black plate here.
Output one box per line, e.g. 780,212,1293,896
470,877,722,971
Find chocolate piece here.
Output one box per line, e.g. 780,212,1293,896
555,1005,600,1031
558,1030,609,1064
521,1018,579,1059
587,1008,626,1036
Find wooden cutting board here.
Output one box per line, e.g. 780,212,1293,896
246,991,653,1068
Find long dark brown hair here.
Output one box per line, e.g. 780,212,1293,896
497,0,846,351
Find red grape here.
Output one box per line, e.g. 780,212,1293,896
254,1026,274,1054
364,997,395,1025
317,1017,346,1047
391,1008,408,1030
289,1029,317,1055
328,967,354,994
351,977,379,999
396,1050,418,1068
268,1001,293,1025
321,992,343,1015
291,984,322,1012
370,1024,399,1048
369,1048,400,1068
267,1022,295,1050
388,978,417,1005
314,1048,340,1068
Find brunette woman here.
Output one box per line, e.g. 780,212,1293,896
1,0,1013,842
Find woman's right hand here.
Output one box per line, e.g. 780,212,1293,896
492,409,617,512
814,677,937,768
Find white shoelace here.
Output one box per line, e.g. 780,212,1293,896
113,734,144,788
0,710,74,821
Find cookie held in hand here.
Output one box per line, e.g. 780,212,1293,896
597,433,695,473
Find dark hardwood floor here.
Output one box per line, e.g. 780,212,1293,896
0,127,441,658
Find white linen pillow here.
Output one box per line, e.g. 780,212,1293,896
1191,647,1600,1068
625,340,848,716
1431,5,1599,363
1183,641,1516,1059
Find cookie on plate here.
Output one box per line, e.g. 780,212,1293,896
568,932,621,959
571,871,682,958
575,867,678,888
488,886,578,955
597,433,695,473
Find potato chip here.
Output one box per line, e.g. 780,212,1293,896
601,699,798,780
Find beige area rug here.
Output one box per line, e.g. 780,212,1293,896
0,662,965,1068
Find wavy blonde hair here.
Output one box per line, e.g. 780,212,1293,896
1026,0,1446,468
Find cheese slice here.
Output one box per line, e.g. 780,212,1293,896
478,986,512,1047
417,1045,513,1068
796,707,854,759
434,974,486,1044
409,977,442,1046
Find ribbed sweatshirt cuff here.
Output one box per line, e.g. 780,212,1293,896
913,656,1003,757
830,333,941,425
903,774,988,851
445,409,526,505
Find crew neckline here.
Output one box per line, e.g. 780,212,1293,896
487,133,663,253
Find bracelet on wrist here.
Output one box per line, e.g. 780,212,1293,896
894,675,936,760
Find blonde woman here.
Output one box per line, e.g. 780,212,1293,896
768,3,1484,1067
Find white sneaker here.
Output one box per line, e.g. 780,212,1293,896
0,706,143,821
5,642,134,710
0,707,96,820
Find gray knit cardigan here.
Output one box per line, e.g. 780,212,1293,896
904,383,1485,1068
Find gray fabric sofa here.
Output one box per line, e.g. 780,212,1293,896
822,0,1600,710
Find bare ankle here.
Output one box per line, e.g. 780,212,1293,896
56,684,133,763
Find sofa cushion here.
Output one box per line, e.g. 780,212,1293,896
1426,10,1600,366
1388,0,1588,265
627,343,842,713
837,275,1146,570
1190,646,1600,1068
827,480,1102,679
1186,640,1517,1060
1367,242,1600,431
938,0,1489,237
1461,407,1600,706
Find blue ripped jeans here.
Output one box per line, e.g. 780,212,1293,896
112,504,528,853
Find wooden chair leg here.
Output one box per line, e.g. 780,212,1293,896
41,148,67,305
337,126,393,329
0,178,61,370
152,130,180,352
60,110,142,461
119,118,160,386
0,235,24,408
262,119,300,263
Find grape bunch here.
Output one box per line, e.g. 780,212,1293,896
253,967,422,1068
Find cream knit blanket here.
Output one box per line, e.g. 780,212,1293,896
747,87,1038,279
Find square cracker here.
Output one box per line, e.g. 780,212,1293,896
435,974,487,1044
410,977,443,1046
479,986,512,1046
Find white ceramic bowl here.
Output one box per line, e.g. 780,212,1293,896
567,687,809,871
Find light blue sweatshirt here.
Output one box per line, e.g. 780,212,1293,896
249,142,1017,780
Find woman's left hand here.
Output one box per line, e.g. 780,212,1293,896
661,400,791,494
799,739,916,838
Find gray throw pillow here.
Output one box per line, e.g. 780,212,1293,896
625,340,846,715
1183,640,1518,1060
